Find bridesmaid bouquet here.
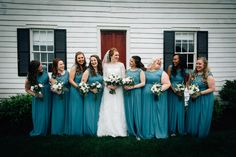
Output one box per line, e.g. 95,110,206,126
50,81,65,95
90,81,102,100
189,84,200,95
122,77,135,86
104,74,123,94
151,83,162,100
175,83,186,100
31,83,44,97
189,84,200,101
122,77,135,95
77,82,90,96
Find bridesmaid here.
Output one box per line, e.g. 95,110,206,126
124,56,145,138
186,57,215,138
142,58,171,139
68,52,87,135
50,58,70,135
81,55,103,135
25,60,51,136
167,54,188,136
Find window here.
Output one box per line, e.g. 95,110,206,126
163,31,208,72
175,32,196,70
17,28,66,76
31,30,54,72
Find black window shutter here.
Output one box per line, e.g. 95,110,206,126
54,29,67,69
17,28,30,76
163,31,175,72
197,31,208,59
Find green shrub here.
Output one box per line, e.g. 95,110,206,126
0,94,32,135
219,80,236,106
211,98,223,130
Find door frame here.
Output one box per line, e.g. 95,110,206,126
97,25,130,67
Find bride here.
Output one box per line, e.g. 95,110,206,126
97,48,127,137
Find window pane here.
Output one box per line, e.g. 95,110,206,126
182,40,187,52
33,31,39,41
40,31,46,41
48,63,53,72
188,64,193,69
47,31,53,41
188,54,194,62
47,45,53,51
176,43,181,52
33,45,39,51
189,42,194,52
40,45,46,51
34,53,40,61
48,53,54,62
41,53,47,62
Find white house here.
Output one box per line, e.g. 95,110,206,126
0,0,236,98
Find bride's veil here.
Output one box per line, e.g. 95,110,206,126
102,49,111,65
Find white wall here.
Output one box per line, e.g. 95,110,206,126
0,0,236,98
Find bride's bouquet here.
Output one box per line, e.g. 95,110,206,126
151,83,162,100
50,81,66,95
31,83,44,98
89,81,102,100
104,74,123,94
77,82,90,96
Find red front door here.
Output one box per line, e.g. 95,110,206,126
101,30,126,66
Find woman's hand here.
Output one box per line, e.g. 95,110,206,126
107,85,117,90
191,91,201,99
124,86,134,90
35,93,43,98
90,88,98,94
176,91,184,97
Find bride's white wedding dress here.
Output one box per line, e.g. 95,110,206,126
97,62,127,137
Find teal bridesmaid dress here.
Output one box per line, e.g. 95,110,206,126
51,71,70,135
30,67,51,136
186,72,214,138
142,70,168,139
67,72,84,135
168,65,186,135
124,69,142,137
83,72,103,135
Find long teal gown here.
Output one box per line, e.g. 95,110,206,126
124,69,142,137
67,72,84,135
168,65,186,135
186,72,214,138
30,67,51,136
84,72,103,135
142,70,168,139
51,71,70,135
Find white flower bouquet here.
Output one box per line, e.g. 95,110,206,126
175,83,186,92
151,83,162,100
104,74,123,94
77,82,90,96
122,76,135,86
89,81,102,100
50,81,65,95
188,84,200,95
31,83,44,96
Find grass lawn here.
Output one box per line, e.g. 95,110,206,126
1,129,236,157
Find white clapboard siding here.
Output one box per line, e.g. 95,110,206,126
0,0,236,98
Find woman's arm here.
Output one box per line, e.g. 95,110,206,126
81,69,89,83
200,75,215,95
69,66,79,88
134,70,146,88
161,71,171,91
